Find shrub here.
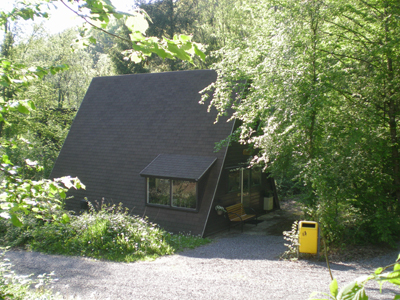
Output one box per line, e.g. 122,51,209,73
24,202,210,262
0,216,40,248
29,203,169,261
281,221,299,260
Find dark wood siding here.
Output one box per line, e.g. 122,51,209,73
51,70,235,236
204,139,278,236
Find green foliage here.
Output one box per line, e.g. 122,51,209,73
133,0,203,71
309,254,400,300
0,250,61,300
0,153,85,226
104,20,150,74
29,108,76,177
202,0,400,247
0,216,38,248
62,0,205,65
0,202,211,262
1,108,76,179
281,220,299,260
0,53,85,227
12,27,113,110
0,45,86,228
29,203,174,261
1,0,205,65
0,24,111,177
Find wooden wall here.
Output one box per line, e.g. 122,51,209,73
204,139,278,236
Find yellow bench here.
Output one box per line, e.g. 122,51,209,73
225,203,257,232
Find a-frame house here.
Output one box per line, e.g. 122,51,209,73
51,70,278,236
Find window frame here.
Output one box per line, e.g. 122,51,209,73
146,177,199,212
227,166,262,193
228,168,241,193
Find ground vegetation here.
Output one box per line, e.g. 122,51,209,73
0,202,210,262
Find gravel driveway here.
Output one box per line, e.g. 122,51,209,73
4,229,399,300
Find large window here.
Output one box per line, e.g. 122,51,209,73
147,178,197,210
228,167,262,193
148,178,170,205
172,181,196,209
228,168,241,192
251,167,261,186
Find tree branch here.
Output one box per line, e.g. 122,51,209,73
325,19,374,45
317,48,380,69
359,0,384,17
59,0,132,44
320,29,373,53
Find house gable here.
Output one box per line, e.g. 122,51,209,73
51,70,238,235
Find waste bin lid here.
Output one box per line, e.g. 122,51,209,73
299,221,318,228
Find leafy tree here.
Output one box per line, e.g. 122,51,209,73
188,0,256,68
134,0,202,71
14,28,108,109
202,0,400,245
135,0,251,70
0,0,205,226
0,25,114,178
88,18,149,74
0,52,83,226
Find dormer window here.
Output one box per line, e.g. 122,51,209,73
140,154,216,211
147,178,197,209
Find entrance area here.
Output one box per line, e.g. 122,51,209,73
228,167,262,208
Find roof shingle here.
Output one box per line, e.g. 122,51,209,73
140,154,217,181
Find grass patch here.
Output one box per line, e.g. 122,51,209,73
0,203,211,262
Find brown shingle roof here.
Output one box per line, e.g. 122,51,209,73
51,69,235,235
140,154,217,181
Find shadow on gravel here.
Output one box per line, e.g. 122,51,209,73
301,259,358,271
178,234,360,273
176,204,303,261
178,234,287,261
5,250,113,279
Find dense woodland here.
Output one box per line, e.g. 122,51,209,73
0,0,399,247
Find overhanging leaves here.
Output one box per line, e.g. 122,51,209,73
10,213,22,227
337,281,367,300
330,278,339,298
57,0,205,64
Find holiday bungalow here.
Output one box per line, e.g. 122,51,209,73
51,70,279,237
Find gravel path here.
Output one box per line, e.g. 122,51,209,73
4,232,399,300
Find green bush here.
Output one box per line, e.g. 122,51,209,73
302,196,400,248
0,216,41,248
1,203,210,262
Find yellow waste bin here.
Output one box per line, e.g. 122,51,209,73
298,221,319,254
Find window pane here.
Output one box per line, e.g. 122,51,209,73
228,169,240,192
172,180,196,209
148,178,170,205
252,167,261,186
243,168,250,192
